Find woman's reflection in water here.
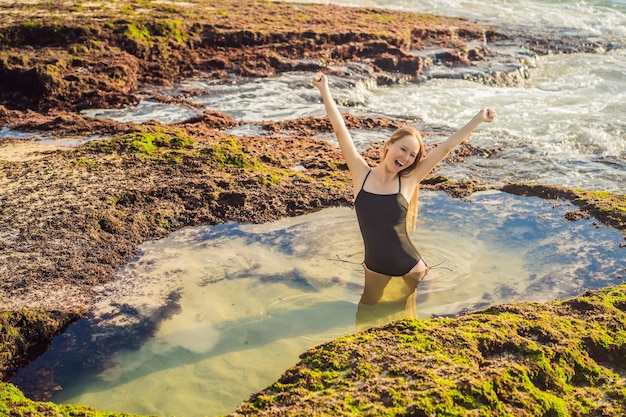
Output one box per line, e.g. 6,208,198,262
355,273,428,332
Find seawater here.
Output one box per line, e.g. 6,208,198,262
82,51,626,193
12,191,625,416
285,0,626,38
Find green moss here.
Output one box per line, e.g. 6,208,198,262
121,125,193,156
587,190,611,199
339,395,368,414
251,393,274,409
198,137,297,186
501,184,625,234
422,175,452,185
156,20,186,43
74,130,309,190
0,307,83,417
1,310,68,367
121,5,135,15
577,190,626,215
22,20,40,29
125,21,151,43
72,157,98,167
74,124,193,161
368,14,394,24
203,137,247,168
127,132,157,155
155,4,183,14
79,138,115,154
0,381,147,416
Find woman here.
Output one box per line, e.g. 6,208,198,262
312,72,496,305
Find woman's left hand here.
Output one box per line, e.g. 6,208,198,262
477,108,497,123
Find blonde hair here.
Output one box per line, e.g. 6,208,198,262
380,126,425,234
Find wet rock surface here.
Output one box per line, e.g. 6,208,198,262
0,0,613,113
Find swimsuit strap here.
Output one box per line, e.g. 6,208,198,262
360,169,402,193
360,169,372,191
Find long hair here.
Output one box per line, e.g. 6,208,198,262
380,126,425,234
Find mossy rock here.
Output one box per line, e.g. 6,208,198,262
230,284,626,416
0,310,79,381
501,184,626,234
0,381,149,417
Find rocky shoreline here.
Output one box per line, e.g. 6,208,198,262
1,1,625,416
230,284,626,416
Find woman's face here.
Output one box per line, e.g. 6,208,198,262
385,135,421,173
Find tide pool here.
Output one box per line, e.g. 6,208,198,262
11,190,625,416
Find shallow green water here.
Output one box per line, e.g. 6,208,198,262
12,190,625,416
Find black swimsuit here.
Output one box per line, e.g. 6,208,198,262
354,170,422,276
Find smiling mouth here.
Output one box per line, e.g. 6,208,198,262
395,160,405,168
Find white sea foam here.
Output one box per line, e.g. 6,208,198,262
79,45,626,193
283,0,626,38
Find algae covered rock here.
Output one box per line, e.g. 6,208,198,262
0,310,79,381
0,380,148,417
230,284,626,416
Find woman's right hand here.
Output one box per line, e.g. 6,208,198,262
312,72,328,90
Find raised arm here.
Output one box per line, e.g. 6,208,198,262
312,73,369,180
411,108,496,181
